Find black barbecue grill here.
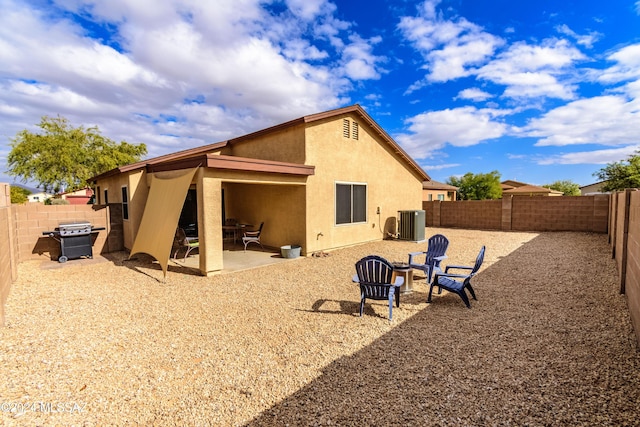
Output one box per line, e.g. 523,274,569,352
42,222,106,263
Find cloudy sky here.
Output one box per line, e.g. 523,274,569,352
1,0,640,188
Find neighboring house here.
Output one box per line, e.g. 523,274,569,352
502,184,563,197
500,180,528,191
423,180,458,201
89,104,430,276
580,180,609,195
27,191,53,203
61,187,93,204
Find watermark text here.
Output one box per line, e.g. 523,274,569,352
1,401,86,415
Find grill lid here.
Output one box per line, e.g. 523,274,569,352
58,221,92,236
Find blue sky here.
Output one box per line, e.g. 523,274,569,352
1,0,640,188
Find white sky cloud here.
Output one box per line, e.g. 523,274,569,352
398,4,587,101
555,24,601,48
0,0,388,162
341,35,386,80
2,0,640,187
521,95,640,146
596,43,640,83
285,0,330,21
421,163,461,171
456,88,493,101
395,106,509,159
476,39,586,100
398,3,503,82
537,145,640,165
398,11,503,82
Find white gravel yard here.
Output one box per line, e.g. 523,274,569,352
1,228,639,426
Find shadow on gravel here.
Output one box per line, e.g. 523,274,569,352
246,233,640,426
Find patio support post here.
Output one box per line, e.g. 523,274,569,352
197,170,224,276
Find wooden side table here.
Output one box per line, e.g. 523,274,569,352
392,263,413,294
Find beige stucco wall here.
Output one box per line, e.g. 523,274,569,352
229,124,306,164
223,182,306,250
95,169,148,250
127,170,147,250
304,113,424,253
423,189,456,202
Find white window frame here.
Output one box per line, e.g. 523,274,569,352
335,181,368,225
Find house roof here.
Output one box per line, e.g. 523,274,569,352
502,184,563,195
423,180,458,191
579,180,608,189
61,187,93,196
501,180,528,188
501,183,515,190
89,105,429,182
147,154,316,176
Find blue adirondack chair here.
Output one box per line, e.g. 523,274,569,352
408,234,449,283
352,255,404,320
429,246,485,308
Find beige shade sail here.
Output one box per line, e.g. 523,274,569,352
129,168,198,277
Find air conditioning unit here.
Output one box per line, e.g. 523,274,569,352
398,210,426,242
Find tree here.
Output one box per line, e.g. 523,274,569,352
447,171,502,200
7,115,147,194
593,151,640,192
10,186,30,204
542,180,580,196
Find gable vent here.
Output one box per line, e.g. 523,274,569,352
343,119,350,138
352,122,359,140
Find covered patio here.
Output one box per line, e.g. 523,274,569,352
169,241,299,274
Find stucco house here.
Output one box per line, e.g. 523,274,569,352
27,191,53,203
61,187,93,204
90,105,430,276
580,180,609,195
422,180,458,201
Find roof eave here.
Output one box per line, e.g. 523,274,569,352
145,154,315,176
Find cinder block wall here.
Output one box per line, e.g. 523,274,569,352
1,193,125,325
425,200,502,229
511,195,609,232
615,192,627,275
627,191,640,346
610,190,640,346
0,184,18,326
424,195,609,233
439,200,502,230
13,203,111,262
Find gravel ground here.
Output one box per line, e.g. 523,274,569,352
1,228,639,426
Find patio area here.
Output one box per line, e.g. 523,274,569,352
169,241,298,274
1,228,639,426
